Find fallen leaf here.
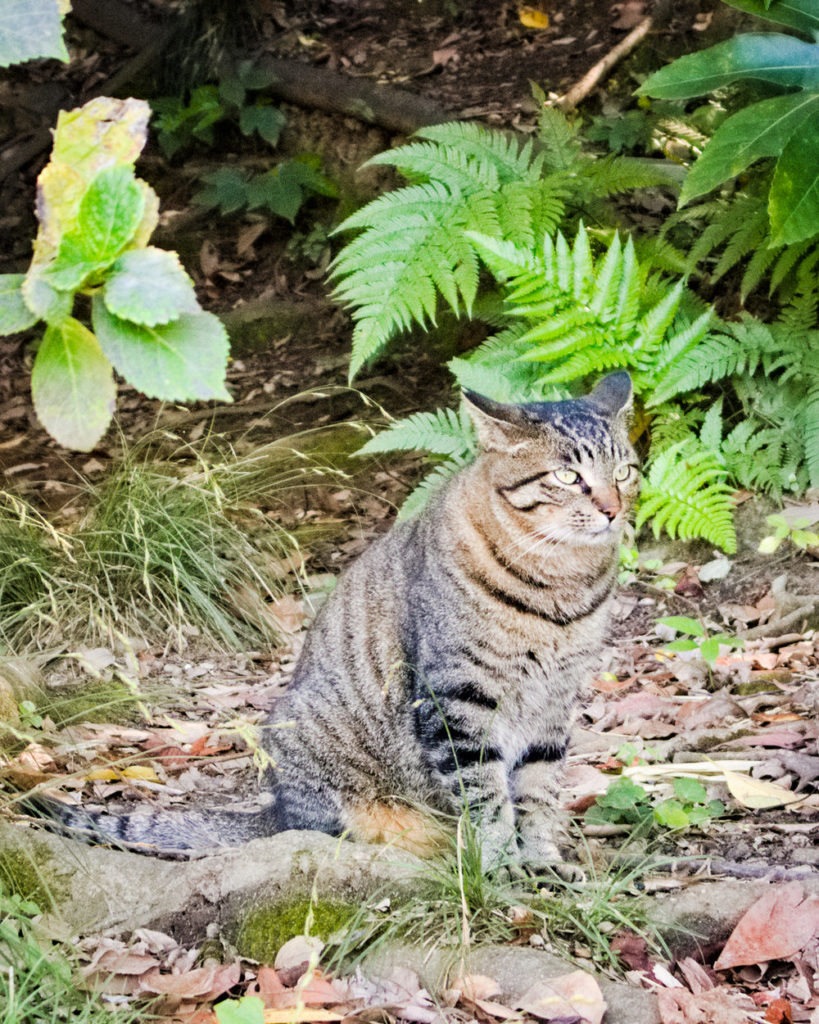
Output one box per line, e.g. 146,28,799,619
714,883,819,970
515,970,606,1024
269,975,344,1009
519,6,550,29
247,966,286,1005
657,987,755,1024
451,975,502,1002
139,962,241,1000
765,998,794,1023
713,762,805,809
273,936,324,973
121,764,161,782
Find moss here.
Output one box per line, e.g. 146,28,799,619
234,897,358,962
40,678,141,728
0,842,69,909
735,673,793,694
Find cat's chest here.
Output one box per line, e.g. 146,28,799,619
488,645,588,759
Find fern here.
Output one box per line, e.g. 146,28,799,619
358,407,474,457
396,454,473,522
332,110,683,379
637,439,737,553
466,224,713,399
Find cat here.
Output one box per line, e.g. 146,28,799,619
34,372,638,875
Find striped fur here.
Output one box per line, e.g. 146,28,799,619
39,373,637,871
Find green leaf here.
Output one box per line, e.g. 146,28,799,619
769,127,819,244
721,0,819,35
103,248,199,326
0,274,38,334
599,777,648,810
47,167,146,289
657,615,705,637
654,800,690,829
20,274,73,325
92,295,231,403
680,93,819,205
664,638,700,652
31,318,115,451
215,996,265,1024
673,777,708,804
239,104,286,146
638,34,819,98
0,0,68,67
247,160,338,222
195,168,250,214
699,637,721,663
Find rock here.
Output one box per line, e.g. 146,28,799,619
361,943,661,1024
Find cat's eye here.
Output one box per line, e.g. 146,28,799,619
553,469,580,485
614,464,634,482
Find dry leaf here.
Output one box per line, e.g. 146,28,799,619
139,962,241,1000
274,936,324,973
657,987,756,1024
515,970,606,1024
714,762,805,809
519,6,550,29
714,882,819,970
121,764,161,782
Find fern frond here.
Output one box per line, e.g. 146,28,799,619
535,99,583,171
357,407,475,458
637,441,737,553
414,122,545,183
366,141,501,191
577,155,683,196
397,454,473,521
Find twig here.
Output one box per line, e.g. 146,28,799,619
555,16,654,112
738,600,819,640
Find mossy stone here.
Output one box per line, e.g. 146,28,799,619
234,897,357,962
0,841,69,909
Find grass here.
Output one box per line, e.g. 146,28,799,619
328,814,668,977
0,887,142,1024
0,423,361,654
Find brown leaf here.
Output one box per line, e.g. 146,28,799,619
269,975,345,1009
714,882,819,970
657,988,756,1024
764,998,793,1024
515,971,606,1024
611,932,650,972
247,966,286,1005
139,962,241,1000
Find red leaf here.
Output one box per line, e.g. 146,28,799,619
764,998,793,1024
714,883,819,970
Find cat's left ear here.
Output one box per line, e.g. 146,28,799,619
588,372,633,418
461,390,531,452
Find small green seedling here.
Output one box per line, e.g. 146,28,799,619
657,615,744,666
17,700,44,730
759,513,819,554
618,546,676,589
587,775,724,830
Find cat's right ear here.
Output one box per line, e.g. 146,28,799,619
462,390,530,452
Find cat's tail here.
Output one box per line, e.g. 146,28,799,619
23,796,278,855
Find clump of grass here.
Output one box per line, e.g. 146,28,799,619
0,884,142,1024
329,817,666,976
0,424,358,653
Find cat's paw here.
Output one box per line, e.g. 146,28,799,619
518,841,585,884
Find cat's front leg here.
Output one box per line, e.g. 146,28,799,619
512,742,583,881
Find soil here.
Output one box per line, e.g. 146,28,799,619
1,1,819,1020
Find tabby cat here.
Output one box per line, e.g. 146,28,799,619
40,372,638,874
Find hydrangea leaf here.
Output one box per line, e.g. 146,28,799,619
103,248,199,326
31,318,115,451
92,295,231,402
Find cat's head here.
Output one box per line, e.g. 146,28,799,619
463,372,638,544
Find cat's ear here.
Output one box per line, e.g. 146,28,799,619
462,390,531,452
587,372,632,418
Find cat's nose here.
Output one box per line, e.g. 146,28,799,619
592,488,621,521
